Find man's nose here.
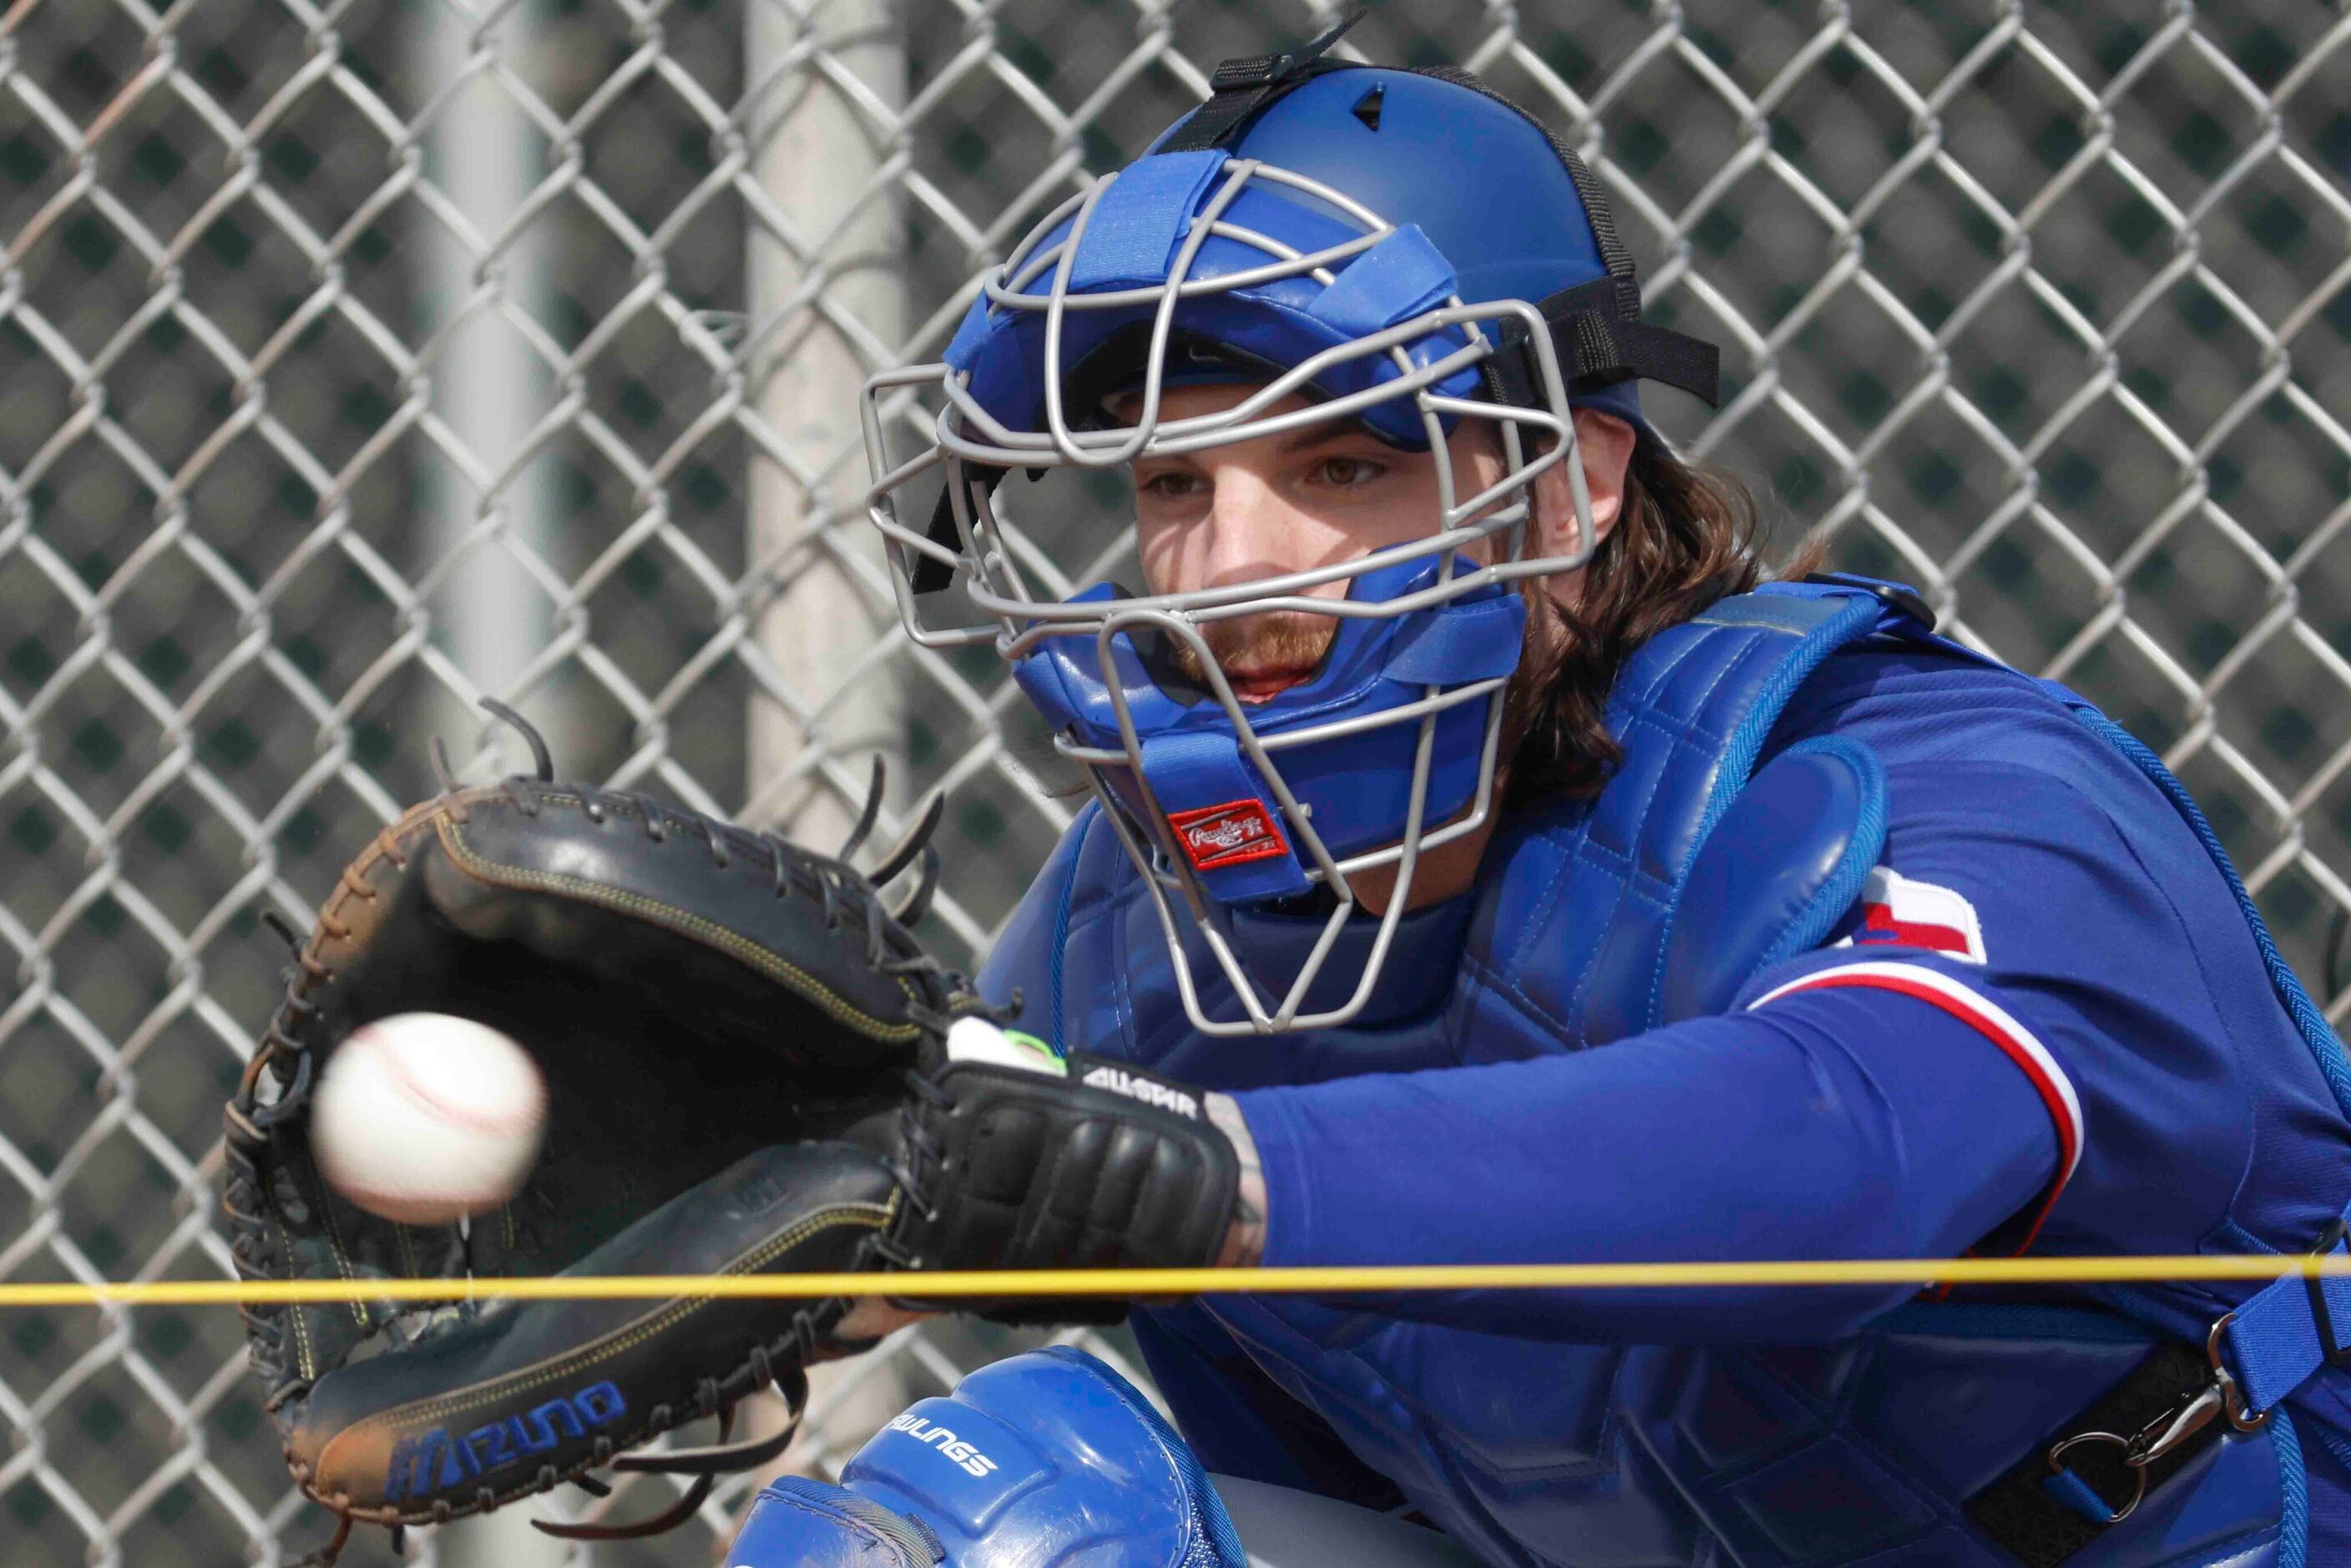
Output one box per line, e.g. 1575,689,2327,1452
1195,469,1322,594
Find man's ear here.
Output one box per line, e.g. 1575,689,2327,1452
1534,409,1637,559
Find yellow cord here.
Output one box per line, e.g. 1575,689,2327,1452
8,1252,2351,1308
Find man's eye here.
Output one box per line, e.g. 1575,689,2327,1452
1138,471,1202,501
1314,456,1387,488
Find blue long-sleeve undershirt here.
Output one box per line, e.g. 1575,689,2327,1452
1229,979,2060,1343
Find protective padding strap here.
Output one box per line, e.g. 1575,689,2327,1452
1136,730,1312,902
1581,312,1722,405
2222,1215,2351,1415
2040,1465,2113,1525
1068,152,1231,292
1303,225,1458,339
1383,594,1524,686
910,464,1004,595
2278,1403,2311,1568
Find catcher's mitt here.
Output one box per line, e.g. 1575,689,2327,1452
222,702,966,1560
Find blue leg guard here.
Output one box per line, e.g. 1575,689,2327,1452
727,1347,1246,1568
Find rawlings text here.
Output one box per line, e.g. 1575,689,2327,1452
1165,798,1289,873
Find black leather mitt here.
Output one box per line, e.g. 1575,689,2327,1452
221,702,963,1560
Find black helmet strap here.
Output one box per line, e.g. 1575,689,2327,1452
1485,277,1722,412
1158,11,1369,154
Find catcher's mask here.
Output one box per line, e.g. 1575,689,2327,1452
863,37,1720,1036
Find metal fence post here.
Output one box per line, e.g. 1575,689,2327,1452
745,0,909,845
411,3,570,1563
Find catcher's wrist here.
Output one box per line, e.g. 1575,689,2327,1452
1206,1092,1267,1269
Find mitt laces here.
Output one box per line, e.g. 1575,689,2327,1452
468,702,953,980
221,913,327,1398
283,1366,821,1564
236,703,969,1142
530,1363,816,1545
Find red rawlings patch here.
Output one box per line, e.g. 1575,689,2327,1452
1166,799,1290,873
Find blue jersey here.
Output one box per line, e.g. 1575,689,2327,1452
978,594,2351,1566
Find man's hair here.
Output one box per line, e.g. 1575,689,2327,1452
1501,435,1780,806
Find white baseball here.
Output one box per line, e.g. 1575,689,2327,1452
311,1013,549,1226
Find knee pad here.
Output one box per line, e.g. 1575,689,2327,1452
728,1346,1246,1567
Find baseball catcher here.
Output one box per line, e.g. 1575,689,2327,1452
835,28,2349,1568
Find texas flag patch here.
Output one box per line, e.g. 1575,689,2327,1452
1837,866,1988,964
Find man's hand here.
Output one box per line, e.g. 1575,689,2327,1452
850,1021,1248,1320
826,1073,1263,1345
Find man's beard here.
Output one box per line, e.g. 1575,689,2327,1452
1169,594,1568,750
1168,611,1341,695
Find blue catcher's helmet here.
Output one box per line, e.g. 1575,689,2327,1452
862,24,1720,1035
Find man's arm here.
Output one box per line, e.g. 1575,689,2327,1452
1215,750,2284,1345
1225,974,2060,1342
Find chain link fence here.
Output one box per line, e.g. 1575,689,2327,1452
2,0,2347,1562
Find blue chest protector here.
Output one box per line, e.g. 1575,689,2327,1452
979,580,2351,1568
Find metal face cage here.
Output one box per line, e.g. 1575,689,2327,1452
862,154,1599,1035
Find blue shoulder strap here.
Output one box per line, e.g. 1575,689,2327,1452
1490,576,1909,1047
1644,584,1884,837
